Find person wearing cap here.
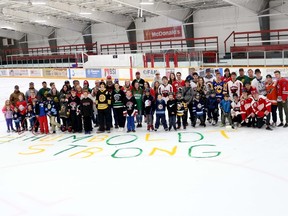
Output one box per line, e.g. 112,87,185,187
204,68,215,91
236,68,250,84
96,81,112,133
132,71,145,89
10,85,25,106
106,75,115,93
227,72,243,99
38,81,51,101
274,70,288,127
151,71,162,88
25,82,38,102
251,89,272,130
251,69,266,96
265,74,278,127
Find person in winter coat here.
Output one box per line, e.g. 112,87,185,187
10,85,25,106
182,80,194,126
220,94,233,128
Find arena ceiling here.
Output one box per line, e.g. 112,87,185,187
0,0,285,38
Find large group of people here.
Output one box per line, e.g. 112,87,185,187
2,68,288,134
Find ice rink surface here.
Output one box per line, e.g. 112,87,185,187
0,78,288,216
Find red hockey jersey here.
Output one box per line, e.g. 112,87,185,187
16,100,27,115
251,96,271,118
276,78,288,101
240,97,253,120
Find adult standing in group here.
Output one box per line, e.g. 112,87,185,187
190,72,199,93
251,69,266,96
182,80,194,126
203,68,215,91
10,85,25,106
237,68,249,84
265,74,278,127
132,82,143,128
172,72,185,94
247,69,255,82
186,67,196,82
227,72,243,99
274,70,288,127
151,71,162,88
168,72,176,85
222,68,231,83
25,82,38,102
72,80,80,91
132,71,145,89
38,81,51,101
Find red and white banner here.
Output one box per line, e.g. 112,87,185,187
144,26,182,40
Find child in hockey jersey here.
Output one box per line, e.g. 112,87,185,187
123,90,138,132
2,100,15,132
13,107,21,132
220,94,233,128
68,89,82,133
80,89,93,134
46,93,61,133
59,92,70,132
240,90,255,127
167,92,177,131
143,88,155,131
176,92,187,129
112,83,126,130
16,94,27,131
192,92,206,127
35,97,49,134
26,104,36,131
206,91,219,125
154,94,168,131
231,93,242,127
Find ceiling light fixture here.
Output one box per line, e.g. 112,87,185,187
79,12,92,15
140,0,154,5
35,20,46,23
32,2,47,5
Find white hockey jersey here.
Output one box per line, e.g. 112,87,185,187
158,84,173,102
227,80,243,98
231,100,241,117
251,77,266,96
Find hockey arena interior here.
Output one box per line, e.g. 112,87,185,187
0,0,288,215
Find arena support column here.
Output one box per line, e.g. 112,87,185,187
258,0,270,45
82,24,93,53
48,29,58,54
126,21,137,54
183,9,195,50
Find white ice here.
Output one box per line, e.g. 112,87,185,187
0,77,288,216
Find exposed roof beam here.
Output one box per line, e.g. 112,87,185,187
0,29,24,40
112,0,191,22
45,1,132,28
223,0,269,14
3,8,86,32
0,20,53,37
